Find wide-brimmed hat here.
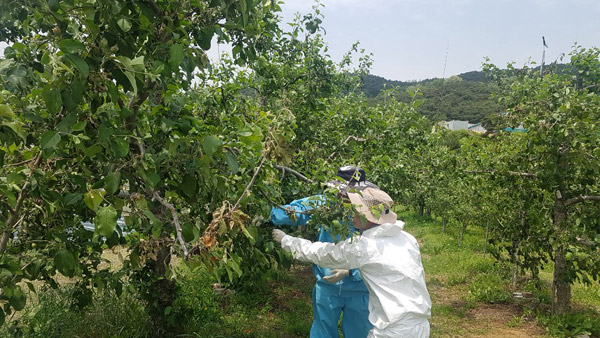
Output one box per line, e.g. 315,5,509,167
347,188,397,224
324,166,379,192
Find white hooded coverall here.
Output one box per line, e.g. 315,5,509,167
281,220,432,338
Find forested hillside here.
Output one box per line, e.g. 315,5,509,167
363,64,570,123
363,71,501,123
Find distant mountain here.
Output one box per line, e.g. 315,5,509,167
361,70,489,98
361,70,499,123
361,64,570,123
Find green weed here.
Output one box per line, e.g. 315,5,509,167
537,309,600,337
507,315,523,328
1,288,150,338
468,273,511,304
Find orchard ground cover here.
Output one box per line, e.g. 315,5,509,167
3,209,599,337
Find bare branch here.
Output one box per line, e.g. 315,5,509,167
258,188,311,216
229,154,269,217
275,165,315,183
464,169,536,177
564,195,600,207
576,236,597,247
5,158,36,167
152,192,189,258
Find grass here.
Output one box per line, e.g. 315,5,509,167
3,210,599,337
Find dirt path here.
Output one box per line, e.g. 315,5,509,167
462,304,545,337
427,279,546,337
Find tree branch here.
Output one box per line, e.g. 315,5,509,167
564,195,600,207
0,151,43,254
275,165,315,183
152,192,189,258
464,169,536,177
258,188,311,216
229,154,269,218
576,236,597,247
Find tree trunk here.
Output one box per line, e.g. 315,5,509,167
148,238,175,334
419,203,424,216
0,230,12,254
458,223,467,247
484,219,489,256
425,208,431,217
512,240,520,288
553,198,571,313
442,217,447,233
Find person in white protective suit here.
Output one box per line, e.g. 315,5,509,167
273,187,432,338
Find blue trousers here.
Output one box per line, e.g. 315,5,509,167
310,284,371,338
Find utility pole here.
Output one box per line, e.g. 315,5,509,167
540,36,548,77
442,42,450,83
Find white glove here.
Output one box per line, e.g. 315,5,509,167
272,229,287,243
323,269,350,283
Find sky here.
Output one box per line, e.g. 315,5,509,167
273,0,600,81
2,0,599,81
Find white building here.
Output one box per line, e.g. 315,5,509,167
440,120,487,133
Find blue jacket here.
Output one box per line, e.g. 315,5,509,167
270,195,369,293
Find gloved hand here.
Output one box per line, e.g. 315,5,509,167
323,269,350,283
272,229,287,243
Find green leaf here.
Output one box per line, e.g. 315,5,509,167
0,104,15,118
43,88,62,114
228,258,242,278
73,121,87,131
65,54,89,78
95,206,118,238
129,56,145,70
98,124,114,141
202,135,223,156
129,251,140,269
225,152,239,173
59,39,86,54
104,172,121,195
64,193,82,206
144,210,163,238
182,223,194,242
0,308,4,326
182,174,197,197
41,50,51,64
117,18,132,32
241,225,258,245
169,44,184,69
70,78,84,106
84,144,103,158
111,138,130,158
124,71,137,94
56,113,77,132
48,0,60,12
9,288,26,311
144,171,160,189
40,131,61,150
54,250,78,278
84,189,105,210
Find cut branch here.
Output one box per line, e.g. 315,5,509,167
327,136,366,160
152,192,189,258
275,165,315,183
564,195,600,207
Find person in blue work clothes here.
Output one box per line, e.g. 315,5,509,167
270,166,377,338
